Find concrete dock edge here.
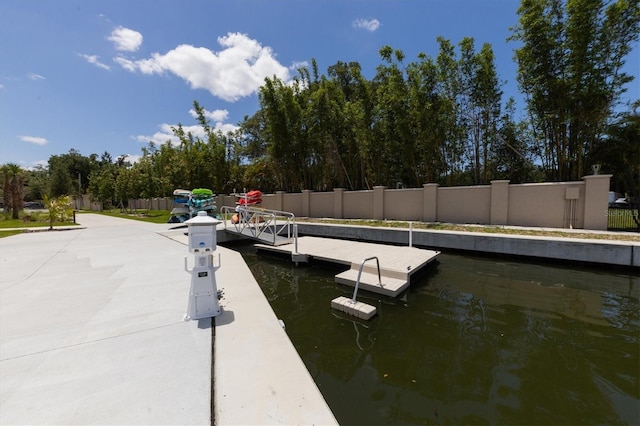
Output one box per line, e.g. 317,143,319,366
294,223,639,268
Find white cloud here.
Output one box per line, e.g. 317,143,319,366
79,54,111,70
290,61,309,71
0,84,4,89
123,154,141,164
28,73,45,80
135,117,239,146
135,123,199,146
115,55,163,74
116,32,290,102
353,18,381,32
189,107,229,122
108,26,143,52
20,160,48,171
113,56,136,72
20,135,48,145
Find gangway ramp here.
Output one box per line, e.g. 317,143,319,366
256,236,440,297
220,206,294,246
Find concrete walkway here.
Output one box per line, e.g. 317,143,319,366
0,214,337,425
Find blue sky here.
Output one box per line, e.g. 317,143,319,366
1,0,638,169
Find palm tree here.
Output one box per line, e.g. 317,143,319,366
1,163,25,219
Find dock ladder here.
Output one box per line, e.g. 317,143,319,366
331,256,381,320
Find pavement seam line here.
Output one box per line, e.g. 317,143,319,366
0,321,183,362
0,228,85,294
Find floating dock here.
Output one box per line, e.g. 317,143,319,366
256,236,440,297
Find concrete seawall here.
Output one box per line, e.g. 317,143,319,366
292,223,639,268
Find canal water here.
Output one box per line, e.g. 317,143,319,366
233,243,639,425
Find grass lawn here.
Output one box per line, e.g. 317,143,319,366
0,212,78,230
0,229,25,238
94,209,172,224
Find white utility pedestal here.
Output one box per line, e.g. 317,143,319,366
184,211,222,320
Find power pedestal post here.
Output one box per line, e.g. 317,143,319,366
184,211,222,320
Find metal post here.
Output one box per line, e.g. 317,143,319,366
409,222,413,247
352,256,381,303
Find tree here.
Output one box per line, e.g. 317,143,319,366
510,0,640,181
43,194,72,230
49,156,73,197
373,46,413,187
470,43,503,184
435,36,466,185
88,165,117,208
259,76,309,191
170,101,232,193
329,61,375,189
406,53,444,183
24,165,49,201
589,108,640,228
1,164,25,219
492,98,539,183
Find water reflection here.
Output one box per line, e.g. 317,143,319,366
234,244,639,425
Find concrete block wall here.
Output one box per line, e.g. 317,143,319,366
128,174,613,231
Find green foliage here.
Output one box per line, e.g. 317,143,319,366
256,37,510,191
96,209,172,224
0,230,24,238
43,194,72,230
48,149,96,196
510,0,640,180
24,165,48,201
0,211,75,229
589,109,640,228
1,163,25,219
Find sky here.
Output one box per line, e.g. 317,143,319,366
1,0,638,169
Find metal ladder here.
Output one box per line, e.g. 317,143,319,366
351,256,382,302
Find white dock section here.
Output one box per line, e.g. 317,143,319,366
256,236,440,297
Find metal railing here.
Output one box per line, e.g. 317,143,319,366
352,256,382,302
607,207,640,231
220,205,296,245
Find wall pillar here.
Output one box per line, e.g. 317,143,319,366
490,180,510,225
423,183,439,222
333,188,344,219
302,190,311,217
582,174,612,230
373,186,386,220
275,191,285,212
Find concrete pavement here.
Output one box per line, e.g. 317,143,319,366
0,214,337,425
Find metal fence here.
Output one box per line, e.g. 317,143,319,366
607,208,640,231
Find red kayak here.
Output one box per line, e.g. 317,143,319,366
237,190,262,205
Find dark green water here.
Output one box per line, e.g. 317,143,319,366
234,243,639,425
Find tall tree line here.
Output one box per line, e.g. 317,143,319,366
85,101,243,207
256,37,514,192
511,0,639,181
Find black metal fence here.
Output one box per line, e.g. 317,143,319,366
607,208,640,231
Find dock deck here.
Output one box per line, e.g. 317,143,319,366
256,236,440,297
